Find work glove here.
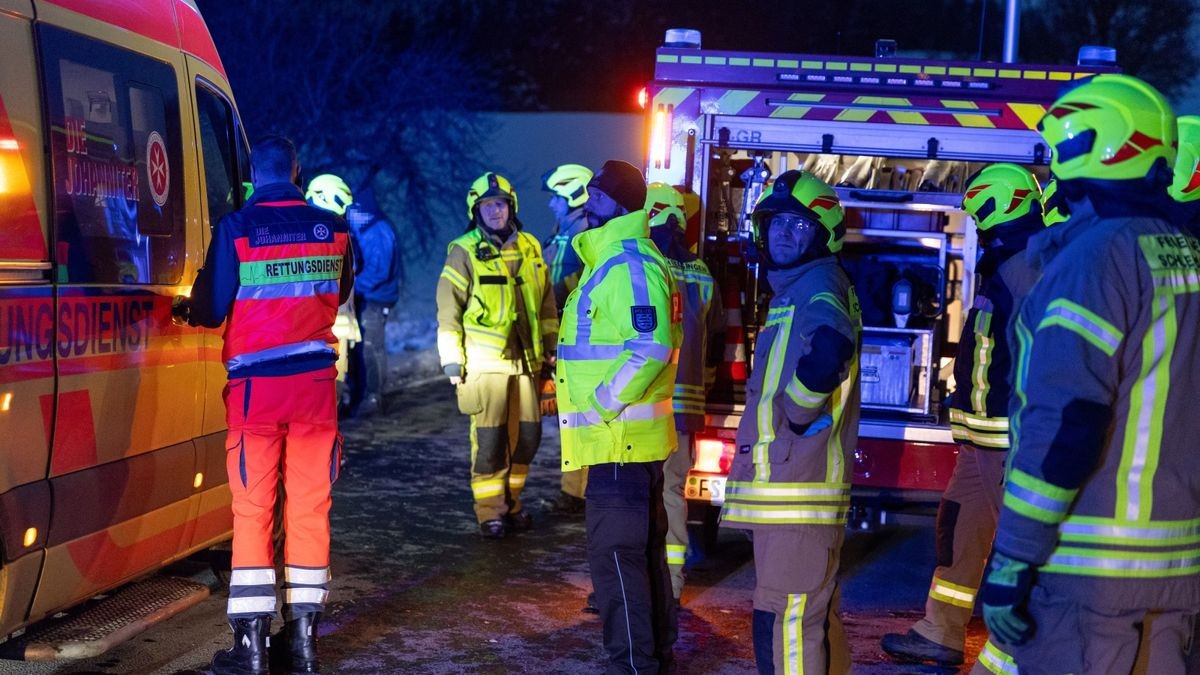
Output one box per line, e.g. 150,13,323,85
980,550,1037,646
539,363,558,417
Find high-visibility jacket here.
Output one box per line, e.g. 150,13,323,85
652,229,722,432
722,257,861,531
556,210,682,469
947,220,1041,449
189,182,354,377
436,227,557,375
543,206,589,314
995,193,1200,611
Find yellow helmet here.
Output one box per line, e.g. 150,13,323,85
306,174,352,216
752,170,846,253
961,164,1043,231
1041,178,1070,225
645,182,686,229
542,164,593,209
467,172,518,220
1169,115,1200,203
1038,73,1175,181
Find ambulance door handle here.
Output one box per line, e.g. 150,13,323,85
171,295,191,327
847,190,913,203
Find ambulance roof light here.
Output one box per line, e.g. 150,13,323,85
664,28,701,49
1077,45,1117,67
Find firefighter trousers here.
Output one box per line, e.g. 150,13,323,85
913,443,1006,651
586,460,678,674
465,371,540,523
752,527,850,675
663,431,694,599
224,366,341,620
992,584,1197,675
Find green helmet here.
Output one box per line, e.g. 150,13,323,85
1038,73,1176,181
645,182,686,229
467,172,518,220
542,164,593,208
1169,115,1200,203
1041,177,1070,225
752,170,845,253
961,164,1043,231
306,174,352,216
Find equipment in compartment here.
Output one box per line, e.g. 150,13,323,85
861,333,915,408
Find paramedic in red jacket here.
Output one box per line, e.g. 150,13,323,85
180,135,354,675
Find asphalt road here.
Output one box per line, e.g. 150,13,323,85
0,377,1137,674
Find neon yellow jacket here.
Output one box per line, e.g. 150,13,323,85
436,228,557,375
556,210,682,469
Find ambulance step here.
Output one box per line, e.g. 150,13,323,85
1,576,209,661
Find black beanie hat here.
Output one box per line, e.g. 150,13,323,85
588,160,647,213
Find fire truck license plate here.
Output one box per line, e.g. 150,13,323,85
685,472,726,505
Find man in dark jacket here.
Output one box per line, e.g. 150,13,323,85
345,187,401,416
980,73,1200,675
882,164,1047,668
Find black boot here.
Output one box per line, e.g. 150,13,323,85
272,612,321,673
210,615,271,675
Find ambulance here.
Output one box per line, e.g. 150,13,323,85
643,31,1116,534
0,0,247,639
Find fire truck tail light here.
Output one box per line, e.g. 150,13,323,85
0,392,11,412
694,437,735,474
650,104,673,169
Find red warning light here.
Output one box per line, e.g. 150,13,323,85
637,87,648,110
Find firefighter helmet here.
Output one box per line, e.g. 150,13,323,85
1041,177,1070,225
961,164,1043,231
541,164,592,209
646,182,686,229
467,172,518,220
305,174,353,216
1038,73,1176,182
1169,115,1200,203
752,170,846,253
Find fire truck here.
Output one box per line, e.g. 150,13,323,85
642,31,1115,536
0,0,248,650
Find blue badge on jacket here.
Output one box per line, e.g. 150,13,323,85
631,305,658,332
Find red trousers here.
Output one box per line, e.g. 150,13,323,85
224,367,340,618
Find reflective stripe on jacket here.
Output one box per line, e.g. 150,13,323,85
721,257,862,531
556,210,682,469
436,228,557,375
948,226,1041,449
995,195,1200,610
665,255,718,432
189,182,353,378
542,207,589,314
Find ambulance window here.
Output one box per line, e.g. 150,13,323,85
195,82,241,227
37,25,185,285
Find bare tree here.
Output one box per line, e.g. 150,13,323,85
198,0,497,254
1022,0,1198,98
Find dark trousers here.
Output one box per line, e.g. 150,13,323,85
350,297,389,411
586,461,678,674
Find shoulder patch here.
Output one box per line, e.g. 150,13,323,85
631,305,658,332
